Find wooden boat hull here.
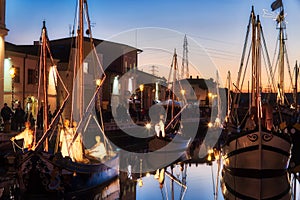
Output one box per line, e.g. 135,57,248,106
221,130,292,200
221,167,291,200
17,151,118,198
223,130,291,170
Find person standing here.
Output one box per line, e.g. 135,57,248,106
59,119,73,159
14,104,25,131
37,105,44,129
1,103,13,133
10,121,34,151
71,121,87,163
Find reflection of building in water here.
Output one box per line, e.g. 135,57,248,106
119,171,136,200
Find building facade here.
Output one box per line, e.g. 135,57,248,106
2,36,140,121
0,0,9,108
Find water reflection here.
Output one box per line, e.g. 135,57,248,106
0,149,299,199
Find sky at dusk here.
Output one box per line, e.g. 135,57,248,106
5,0,300,89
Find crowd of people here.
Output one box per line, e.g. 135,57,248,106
0,102,56,133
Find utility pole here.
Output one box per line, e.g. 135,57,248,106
149,65,158,76
181,34,189,79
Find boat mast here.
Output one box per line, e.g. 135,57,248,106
256,15,262,128
78,0,84,119
226,71,231,120
41,21,49,151
216,70,221,124
295,61,299,111
171,49,178,120
277,7,285,105
256,15,263,199
251,6,257,110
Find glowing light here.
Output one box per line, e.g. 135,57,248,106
208,122,213,128
145,123,151,129
154,169,159,179
96,79,101,86
112,75,119,95
139,84,144,92
48,66,57,95
207,154,212,161
146,172,150,177
180,89,185,95
9,67,15,78
138,179,143,187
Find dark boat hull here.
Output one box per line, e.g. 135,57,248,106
221,167,291,200
17,151,118,198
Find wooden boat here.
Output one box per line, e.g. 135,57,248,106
221,5,292,199
147,49,193,156
15,0,118,198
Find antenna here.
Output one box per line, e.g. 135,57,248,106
181,35,189,79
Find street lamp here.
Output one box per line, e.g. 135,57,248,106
95,78,102,112
9,66,16,109
139,84,144,110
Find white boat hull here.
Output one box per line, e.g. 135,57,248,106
223,130,291,170
221,130,292,200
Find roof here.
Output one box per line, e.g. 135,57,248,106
5,36,142,63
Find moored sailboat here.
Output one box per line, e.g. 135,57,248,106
221,5,292,199
148,49,193,156
15,0,119,198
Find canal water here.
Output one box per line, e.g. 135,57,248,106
0,139,299,199
0,158,299,199
136,162,223,200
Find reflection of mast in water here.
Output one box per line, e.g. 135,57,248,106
156,164,188,200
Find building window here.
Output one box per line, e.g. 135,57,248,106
28,69,37,84
83,62,88,74
14,67,20,83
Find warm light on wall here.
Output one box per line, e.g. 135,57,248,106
9,66,15,78
4,58,13,92
112,75,119,95
48,66,57,95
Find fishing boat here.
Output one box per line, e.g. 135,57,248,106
147,49,194,156
221,5,292,199
14,0,118,198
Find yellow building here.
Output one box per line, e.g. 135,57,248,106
4,42,59,116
